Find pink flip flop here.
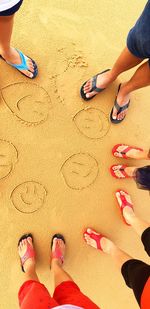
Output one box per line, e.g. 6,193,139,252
18,234,35,272
51,234,65,265
115,189,134,226
84,228,105,251
110,164,130,178
112,144,143,159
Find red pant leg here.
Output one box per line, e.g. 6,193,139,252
53,281,100,309
18,280,58,309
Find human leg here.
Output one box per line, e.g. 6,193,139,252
82,47,143,99
112,60,150,120
18,234,58,308
84,228,150,307
0,13,37,78
51,234,100,309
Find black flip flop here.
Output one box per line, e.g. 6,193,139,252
18,233,34,272
110,84,130,124
51,234,65,249
80,69,110,101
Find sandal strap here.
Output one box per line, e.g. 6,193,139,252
6,49,29,70
119,193,133,210
114,100,130,113
84,230,103,250
91,74,105,93
21,245,35,266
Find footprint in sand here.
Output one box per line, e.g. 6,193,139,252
11,181,47,213
61,153,99,190
0,140,18,180
73,108,110,139
1,82,51,126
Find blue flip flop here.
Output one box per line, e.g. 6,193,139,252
1,49,38,79
80,69,110,101
110,84,130,124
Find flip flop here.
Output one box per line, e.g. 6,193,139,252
0,49,38,79
18,233,35,272
51,234,65,265
115,189,134,226
83,228,105,251
110,84,130,124
80,69,110,101
112,144,144,159
110,164,131,178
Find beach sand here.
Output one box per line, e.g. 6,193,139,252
0,0,150,308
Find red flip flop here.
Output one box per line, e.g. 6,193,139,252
18,234,35,272
51,234,65,265
112,144,143,159
110,164,130,178
115,189,134,226
84,228,105,251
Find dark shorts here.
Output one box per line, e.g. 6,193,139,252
121,227,150,306
126,0,150,65
0,0,23,16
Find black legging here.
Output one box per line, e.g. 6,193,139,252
121,227,150,307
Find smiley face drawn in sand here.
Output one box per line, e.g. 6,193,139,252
73,108,110,139
0,139,18,180
61,153,99,190
11,181,47,213
1,82,51,125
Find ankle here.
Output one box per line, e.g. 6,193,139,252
125,166,137,177
51,258,63,269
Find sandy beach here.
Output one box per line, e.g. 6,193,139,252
0,0,150,308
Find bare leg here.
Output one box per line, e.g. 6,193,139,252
112,60,150,120
0,15,34,77
18,237,39,283
84,229,133,269
84,47,143,99
51,238,73,288
123,207,150,238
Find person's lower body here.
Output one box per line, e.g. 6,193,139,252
18,234,100,309
81,28,150,122
0,0,38,78
121,227,150,306
84,191,150,307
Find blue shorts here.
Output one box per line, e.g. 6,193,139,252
127,1,150,64
0,0,23,16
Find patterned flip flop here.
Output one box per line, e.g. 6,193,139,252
112,144,143,159
18,233,35,272
115,189,134,226
110,164,131,178
80,69,110,101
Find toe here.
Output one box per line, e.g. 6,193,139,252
86,91,96,99
112,107,117,120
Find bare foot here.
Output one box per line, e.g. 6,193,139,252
112,83,130,121
83,70,114,99
18,237,35,273
2,47,35,78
